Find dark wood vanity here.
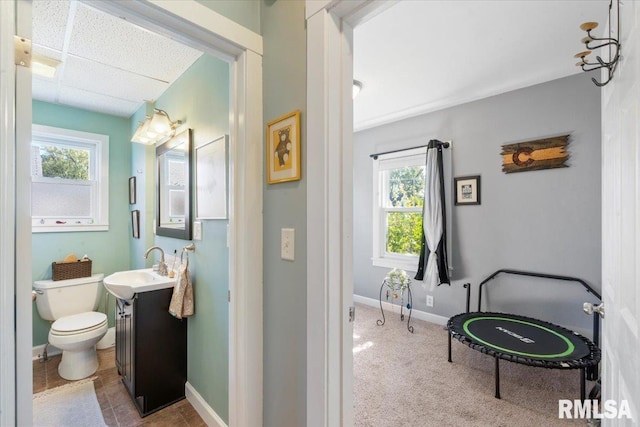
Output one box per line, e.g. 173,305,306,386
115,288,187,417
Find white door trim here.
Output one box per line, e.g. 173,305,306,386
15,1,33,424
227,48,263,427
306,1,387,425
9,2,264,426
0,1,18,424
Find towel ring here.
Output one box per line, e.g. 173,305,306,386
180,249,189,267
180,243,195,267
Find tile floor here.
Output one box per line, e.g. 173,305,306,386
33,347,205,427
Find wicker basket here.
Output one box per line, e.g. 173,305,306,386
52,259,92,281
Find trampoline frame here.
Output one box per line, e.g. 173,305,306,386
447,269,602,401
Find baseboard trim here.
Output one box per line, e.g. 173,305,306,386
353,294,449,326
32,344,61,360
185,382,227,427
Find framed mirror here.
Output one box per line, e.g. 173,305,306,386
156,128,192,240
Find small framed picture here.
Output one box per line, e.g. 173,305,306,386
131,209,140,239
266,110,301,184
129,176,136,205
195,135,228,219
454,175,481,205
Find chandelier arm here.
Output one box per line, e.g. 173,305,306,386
581,63,606,73
594,55,616,67
592,73,612,87
585,40,619,51
585,29,619,45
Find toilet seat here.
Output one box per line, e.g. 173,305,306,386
51,311,107,336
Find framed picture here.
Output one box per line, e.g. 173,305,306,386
129,176,136,204
195,135,228,219
131,209,140,239
266,110,301,184
454,175,481,205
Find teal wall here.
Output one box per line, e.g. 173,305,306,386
32,101,132,346
261,1,307,426
30,2,309,425
130,54,231,422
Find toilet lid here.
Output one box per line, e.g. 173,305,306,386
51,311,107,334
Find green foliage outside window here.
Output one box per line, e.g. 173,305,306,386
39,146,89,180
387,166,424,208
386,212,422,255
385,166,424,256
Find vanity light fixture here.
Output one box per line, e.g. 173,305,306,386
131,108,182,145
574,0,621,87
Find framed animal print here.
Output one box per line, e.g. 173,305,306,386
266,110,301,184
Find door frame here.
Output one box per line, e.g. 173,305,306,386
306,1,393,425
0,1,18,424
2,1,264,426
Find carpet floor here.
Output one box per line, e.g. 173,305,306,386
353,303,590,426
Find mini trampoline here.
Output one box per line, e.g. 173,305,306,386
447,269,601,401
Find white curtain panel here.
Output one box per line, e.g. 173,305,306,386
422,147,443,290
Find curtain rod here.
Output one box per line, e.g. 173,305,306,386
369,139,450,160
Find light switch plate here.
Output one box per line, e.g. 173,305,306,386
193,221,202,240
281,228,295,261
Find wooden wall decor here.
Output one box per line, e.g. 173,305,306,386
501,134,570,174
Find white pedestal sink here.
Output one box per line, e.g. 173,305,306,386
104,268,177,300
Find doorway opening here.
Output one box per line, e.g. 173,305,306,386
11,1,263,425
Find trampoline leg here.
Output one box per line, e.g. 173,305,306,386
448,333,452,363
495,358,501,399
580,368,586,402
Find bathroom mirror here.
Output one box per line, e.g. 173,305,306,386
156,128,192,240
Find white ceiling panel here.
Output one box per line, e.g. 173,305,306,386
353,0,610,131
32,0,70,51
68,3,202,84
32,78,58,104
32,45,63,62
58,86,142,118
61,55,169,104
31,0,205,118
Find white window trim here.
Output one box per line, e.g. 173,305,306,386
372,146,426,272
31,124,109,233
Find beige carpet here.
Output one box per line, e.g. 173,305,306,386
33,377,106,427
353,303,589,426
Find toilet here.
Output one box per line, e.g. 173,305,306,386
33,273,108,380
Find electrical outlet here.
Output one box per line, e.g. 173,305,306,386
281,228,295,261
426,295,434,307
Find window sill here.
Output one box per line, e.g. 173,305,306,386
372,257,418,273
32,224,109,233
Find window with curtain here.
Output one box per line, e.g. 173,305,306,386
31,124,109,232
372,147,426,271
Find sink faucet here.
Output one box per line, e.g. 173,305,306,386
144,246,168,276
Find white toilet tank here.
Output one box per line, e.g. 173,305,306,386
33,273,104,321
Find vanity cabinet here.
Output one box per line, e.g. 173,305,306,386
115,288,187,417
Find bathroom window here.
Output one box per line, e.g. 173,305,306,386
31,124,109,232
372,147,426,271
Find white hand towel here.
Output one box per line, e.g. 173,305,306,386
169,263,194,319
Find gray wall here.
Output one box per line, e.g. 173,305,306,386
261,1,307,426
353,73,602,336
